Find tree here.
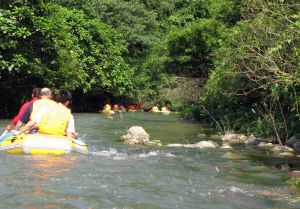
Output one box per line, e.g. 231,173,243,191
202,0,300,141
50,0,160,63
0,0,133,115
165,19,225,77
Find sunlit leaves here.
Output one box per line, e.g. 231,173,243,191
0,1,134,96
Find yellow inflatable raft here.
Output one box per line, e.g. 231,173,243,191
0,134,88,155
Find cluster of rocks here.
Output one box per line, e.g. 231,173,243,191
120,127,300,178
286,136,300,153
120,127,300,157
221,131,300,158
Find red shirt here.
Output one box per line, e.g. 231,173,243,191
11,98,39,125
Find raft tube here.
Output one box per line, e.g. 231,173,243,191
0,134,88,155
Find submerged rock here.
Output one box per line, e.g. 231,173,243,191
272,145,294,152
258,142,266,147
245,135,260,145
167,140,218,149
220,143,233,149
286,136,300,148
221,132,247,143
184,140,218,149
197,133,208,139
166,143,184,147
120,126,150,145
277,152,294,157
222,152,245,159
275,161,294,171
147,140,162,146
221,132,240,143
209,134,221,141
265,143,274,148
294,142,300,152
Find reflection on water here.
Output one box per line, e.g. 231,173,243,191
22,156,79,209
29,155,74,179
0,112,299,208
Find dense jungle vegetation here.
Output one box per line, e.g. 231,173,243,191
0,0,299,143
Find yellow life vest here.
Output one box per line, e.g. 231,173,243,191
103,104,111,111
38,103,71,136
31,98,56,120
151,106,159,112
161,106,168,112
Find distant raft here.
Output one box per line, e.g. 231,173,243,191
0,133,88,155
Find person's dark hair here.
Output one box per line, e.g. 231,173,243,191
55,89,72,103
32,88,41,98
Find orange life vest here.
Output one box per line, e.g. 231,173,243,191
38,103,71,136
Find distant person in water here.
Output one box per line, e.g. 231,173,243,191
13,89,77,138
150,105,160,112
5,87,41,131
161,106,170,112
103,103,112,111
118,103,125,111
112,104,119,111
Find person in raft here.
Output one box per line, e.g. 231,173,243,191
12,89,77,139
18,87,56,133
5,87,41,131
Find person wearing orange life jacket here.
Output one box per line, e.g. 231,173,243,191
13,89,76,138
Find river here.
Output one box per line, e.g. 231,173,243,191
0,112,299,208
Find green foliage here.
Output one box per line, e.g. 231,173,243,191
202,0,300,140
51,0,160,63
0,0,134,116
206,0,241,25
178,103,203,120
0,1,133,93
165,18,226,77
49,0,162,104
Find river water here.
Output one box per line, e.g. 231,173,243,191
0,112,299,209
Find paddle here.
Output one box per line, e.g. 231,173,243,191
0,130,7,141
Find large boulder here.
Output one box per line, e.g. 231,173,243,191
245,135,260,145
294,142,300,152
221,132,247,143
120,126,150,145
221,132,239,142
286,136,300,149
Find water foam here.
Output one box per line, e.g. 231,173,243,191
90,148,176,160
89,148,127,160
138,150,176,158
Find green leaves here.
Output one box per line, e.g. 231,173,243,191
0,1,134,96
165,18,225,77
202,0,300,138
